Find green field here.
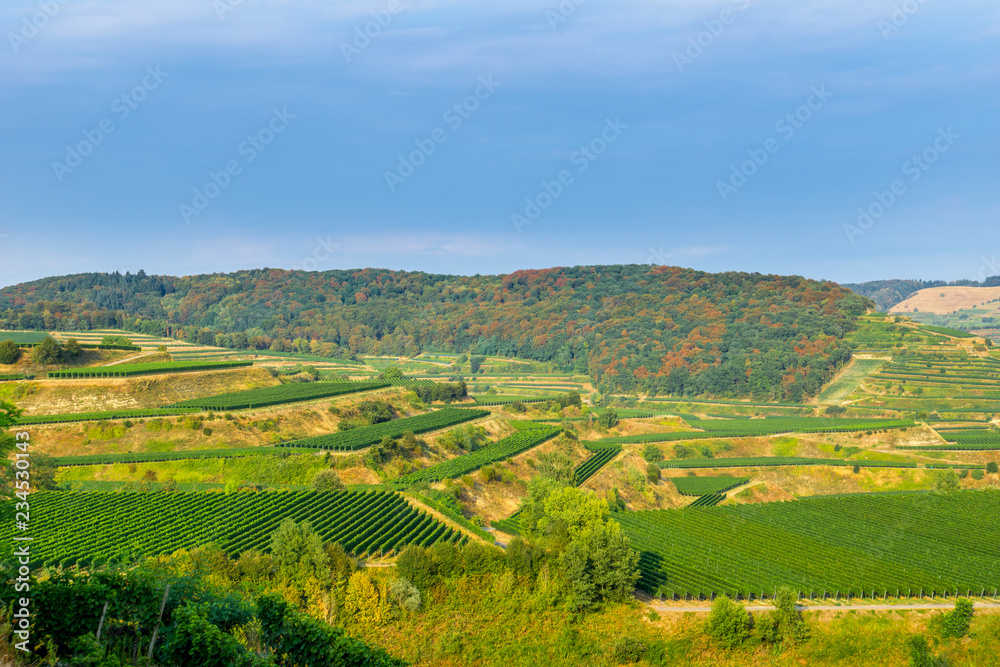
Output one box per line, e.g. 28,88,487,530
53,446,314,467
815,358,885,405
657,457,978,470
16,408,202,425
3,490,464,567
618,490,1000,599
0,331,51,344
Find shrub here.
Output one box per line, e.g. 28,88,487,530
642,443,663,463
908,634,949,667
972,469,985,480
312,469,345,492
646,463,661,483
706,596,751,649
203,427,213,436
611,637,648,663
987,461,998,474
941,598,974,638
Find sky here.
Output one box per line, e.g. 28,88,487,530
1,0,998,288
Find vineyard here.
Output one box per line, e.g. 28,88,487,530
53,446,313,467
669,475,750,496
471,395,558,406
46,360,255,379
16,408,202,425
599,417,914,444
168,381,390,410
279,408,491,451
657,457,971,470
686,494,726,508
617,490,1000,599
0,374,26,381
0,490,465,567
398,424,561,484
573,443,621,486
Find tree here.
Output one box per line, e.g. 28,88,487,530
987,461,998,474
470,355,486,374
63,338,82,358
269,519,330,584
935,468,961,493
0,340,20,365
31,337,62,364
313,469,345,492
379,366,404,383
646,463,660,483
642,443,663,463
758,587,809,645
596,409,619,429
705,595,751,649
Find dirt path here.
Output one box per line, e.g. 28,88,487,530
402,494,494,544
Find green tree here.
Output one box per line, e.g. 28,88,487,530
935,468,961,493
596,409,619,429
31,337,63,364
269,519,330,584
987,461,998,474
645,463,661,483
940,598,974,638
469,355,486,374
642,443,663,462
63,338,82,358
0,340,20,365
705,595,752,649
312,469,345,492
379,366,404,383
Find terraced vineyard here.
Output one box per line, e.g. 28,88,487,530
16,408,202,425
470,395,559,406
599,417,914,444
0,373,27,381
815,358,886,405
53,446,314,467
169,380,390,410
279,408,491,451
573,443,621,486
2,490,465,567
618,490,1000,599
399,424,561,484
658,457,981,470
670,475,750,496
46,360,254,379
687,494,725,508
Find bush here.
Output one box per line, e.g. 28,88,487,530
972,469,985,480
611,637,648,663
312,469,345,492
203,427,213,436
706,596,751,649
941,598,974,638
908,634,949,667
642,443,663,463
646,463,661,483
31,337,63,364
987,461,998,474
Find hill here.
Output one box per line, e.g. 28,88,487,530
889,285,1000,315
847,276,1000,311
0,265,871,399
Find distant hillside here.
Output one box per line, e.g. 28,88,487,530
0,265,871,399
890,286,1000,316
847,276,1000,311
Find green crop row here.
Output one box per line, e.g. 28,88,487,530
669,475,749,496
619,490,1000,599
16,408,202,425
470,395,558,406
169,381,390,410
279,408,491,451
412,493,493,541
597,417,914,444
53,446,314,467
0,374,27,381
686,494,725,508
46,360,254,379
0,490,465,567
573,444,621,486
399,425,561,484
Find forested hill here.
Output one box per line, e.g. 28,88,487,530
0,266,870,399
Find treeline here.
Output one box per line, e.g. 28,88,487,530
0,265,871,399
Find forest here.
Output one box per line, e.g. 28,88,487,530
0,265,871,399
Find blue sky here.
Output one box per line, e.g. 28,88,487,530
1,0,997,288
